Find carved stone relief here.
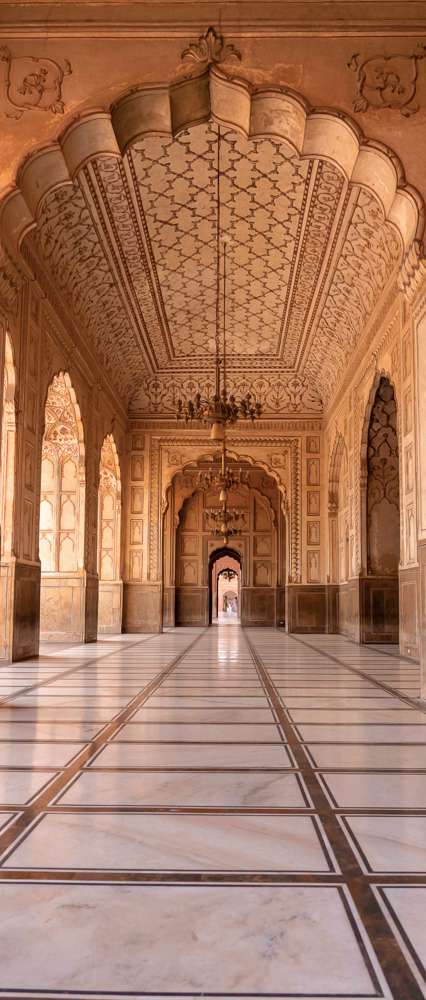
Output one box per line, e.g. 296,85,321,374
348,45,426,116
0,46,72,119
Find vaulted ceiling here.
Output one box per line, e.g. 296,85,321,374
20,117,402,415
1,12,424,417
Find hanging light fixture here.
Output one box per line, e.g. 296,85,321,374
197,437,249,498
176,125,262,439
202,433,247,544
204,492,246,545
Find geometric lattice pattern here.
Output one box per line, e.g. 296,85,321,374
25,124,403,410
131,124,309,357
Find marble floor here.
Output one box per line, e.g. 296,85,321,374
0,627,425,999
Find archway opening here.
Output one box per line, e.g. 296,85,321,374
365,376,400,644
38,373,86,643
97,434,122,634
0,331,16,660
167,456,285,627
209,548,241,625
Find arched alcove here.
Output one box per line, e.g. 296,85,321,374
39,372,86,642
97,434,122,634
0,330,17,660
362,376,400,643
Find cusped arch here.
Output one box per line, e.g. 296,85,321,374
166,448,289,513
42,370,85,477
360,368,399,479
99,432,122,494
359,370,400,577
0,66,423,259
329,430,348,511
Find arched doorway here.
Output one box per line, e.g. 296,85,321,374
39,373,86,642
169,461,282,627
362,376,400,643
209,548,241,624
97,434,122,634
0,331,16,660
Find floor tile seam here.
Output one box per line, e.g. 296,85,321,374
243,629,425,1000
0,632,168,707
278,631,426,715
0,629,209,866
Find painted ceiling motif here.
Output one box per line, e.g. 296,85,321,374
25,121,402,413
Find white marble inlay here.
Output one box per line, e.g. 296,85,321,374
147,696,268,706
345,816,426,872
0,883,380,994
290,709,426,724
93,742,292,768
298,724,426,743
321,772,426,808
115,722,281,743
0,743,85,767
307,743,426,769
381,887,426,974
132,707,274,722
4,813,331,872
0,722,101,740
0,770,58,805
58,769,307,807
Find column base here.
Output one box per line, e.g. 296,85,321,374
123,582,163,633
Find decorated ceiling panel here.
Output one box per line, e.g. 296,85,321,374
24,115,403,413
130,124,309,358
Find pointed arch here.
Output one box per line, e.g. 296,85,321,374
39,371,86,641
1,331,17,561
97,433,123,634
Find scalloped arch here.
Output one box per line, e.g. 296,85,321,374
0,65,423,257
164,447,289,515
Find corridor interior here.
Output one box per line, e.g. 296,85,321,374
0,625,424,998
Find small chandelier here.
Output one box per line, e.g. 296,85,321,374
197,439,249,500
204,496,246,545
176,125,262,440
203,437,247,544
221,568,237,581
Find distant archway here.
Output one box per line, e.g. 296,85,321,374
209,547,241,625
39,372,86,642
97,434,122,634
0,331,17,660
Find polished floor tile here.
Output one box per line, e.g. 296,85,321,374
0,625,423,999
93,741,293,768
0,770,58,805
320,772,426,808
3,812,331,871
343,815,426,872
0,882,384,995
115,722,282,742
58,768,308,807
306,742,426,769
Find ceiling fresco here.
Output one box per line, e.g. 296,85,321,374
23,118,401,412
1,15,422,417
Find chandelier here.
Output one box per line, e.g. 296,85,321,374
204,493,246,545
221,568,237,582
197,439,249,500
202,438,247,544
176,125,262,441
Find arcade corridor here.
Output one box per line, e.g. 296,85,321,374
0,626,424,998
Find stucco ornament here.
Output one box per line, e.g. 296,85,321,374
348,44,426,116
181,26,241,70
0,46,72,119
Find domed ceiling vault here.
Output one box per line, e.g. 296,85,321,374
1,64,418,416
